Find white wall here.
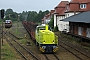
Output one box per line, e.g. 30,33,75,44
53,12,80,32
57,15,69,32
54,14,57,27
65,12,80,18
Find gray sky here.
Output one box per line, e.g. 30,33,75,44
0,0,70,13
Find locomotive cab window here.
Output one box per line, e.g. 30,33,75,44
39,27,45,30
39,28,45,30
5,20,12,24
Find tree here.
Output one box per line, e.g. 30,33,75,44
48,17,54,29
36,10,49,23
19,11,28,21
27,10,49,23
4,8,49,23
27,11,37,22
6,8,13,15
5,8,18,21
54,25,59,32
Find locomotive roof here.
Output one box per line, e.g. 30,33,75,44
37,24,46,27
5,20,12,21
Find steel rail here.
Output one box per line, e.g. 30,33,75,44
5,36,28,60
8,33,39,60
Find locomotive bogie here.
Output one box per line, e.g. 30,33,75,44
39,44,58,53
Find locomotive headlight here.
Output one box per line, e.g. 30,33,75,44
53,40,55,43
53,46,56,49
42,46,46,49
43,41,45,43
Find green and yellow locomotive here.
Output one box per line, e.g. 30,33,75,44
35,24,58,53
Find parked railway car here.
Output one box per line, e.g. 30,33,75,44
5,20,12,28
35,24,58,53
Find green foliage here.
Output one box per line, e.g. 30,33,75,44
5,8,13,14
54,25,59,32
48,17,54,29
5,8,18,22
27,11,37,22
3,8,49,23
20,11,28,21
27,10,49,23
1,41,19,60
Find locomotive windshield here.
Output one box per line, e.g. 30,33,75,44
5,20,12,24
37,26,51,30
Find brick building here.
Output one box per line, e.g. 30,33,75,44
62,11,90,39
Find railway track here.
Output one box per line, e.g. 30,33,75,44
22,22,90,60
59,40,90,60
5,32,40,60
7,30,60,60
44,54,59,60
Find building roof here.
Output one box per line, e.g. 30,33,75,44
62,11,90,23
70,0,90,3
65,0,90,12
50,10,55,15
55,1,69,8
54,1,69,15
42,10,55,21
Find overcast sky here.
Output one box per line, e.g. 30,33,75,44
0,0,70,13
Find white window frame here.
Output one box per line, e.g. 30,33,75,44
80,4,86,9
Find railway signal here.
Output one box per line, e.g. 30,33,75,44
1,9,4,19
0,9,4,46
0,9,4,59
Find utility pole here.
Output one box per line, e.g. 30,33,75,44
9,14,11,19
1,9,4,46
17,15,20,34
0,9,4,60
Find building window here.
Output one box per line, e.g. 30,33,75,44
80,4,86,9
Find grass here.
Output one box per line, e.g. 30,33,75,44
18,38,33,46
60,32,81,42
10,21,23,38
18,39,27,44
1,40,20,60
59,32,90,49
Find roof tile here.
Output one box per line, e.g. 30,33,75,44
70,0,90,3
55,1,69,15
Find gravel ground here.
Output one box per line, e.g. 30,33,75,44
3,22,90,60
